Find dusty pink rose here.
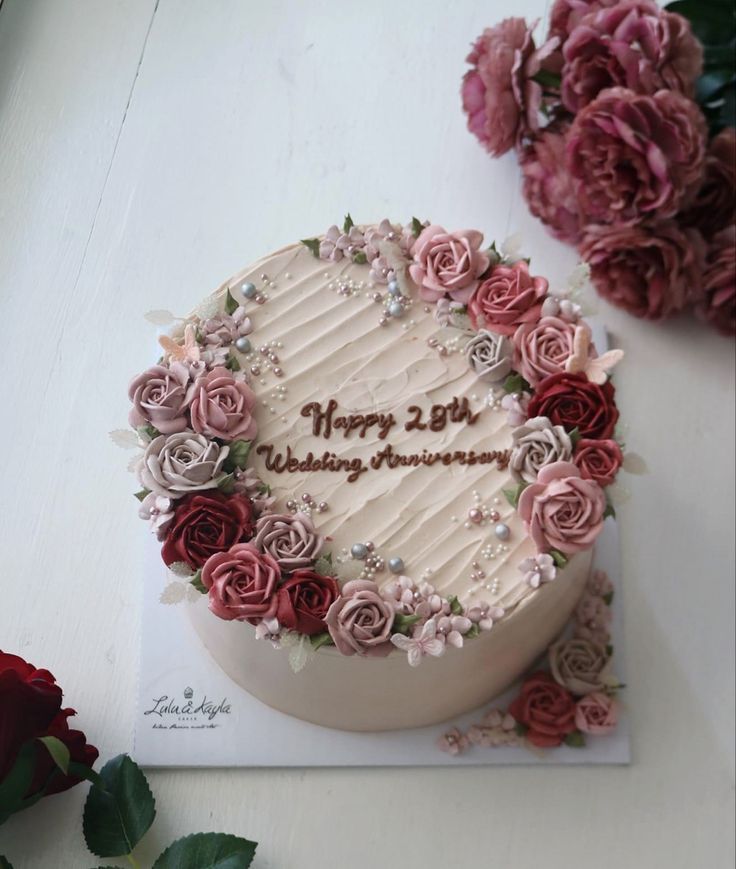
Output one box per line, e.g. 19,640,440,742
128,362,195,434
189,367,257,442
548,0,618,41
462,18,560,157
575,692,619,735
325,580,394,658
512,316,590,387
694,225,736,337
561,1,703,113
468,261,548,334
517,461,606,554
201,542,280,624
252,513,323,572
409,225,490,303
520,126,581,244
579,221,705,320
568,87,707,225
681,128,736,239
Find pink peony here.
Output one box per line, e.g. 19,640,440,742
517,461,607,554
579,221,705,320
468,260,548,334
512,315,588,387
561,1,702,113
409,225,490,303
520,126,582,244
462,19,559,157
325,580,395,658
575,692,619,735
694,225,736,337
189,367,257,442
128,362,195,435
681,128,736,240
567,87,706,226
201,542,280,624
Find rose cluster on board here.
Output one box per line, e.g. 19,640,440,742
461,1,735,336
439,568,622,754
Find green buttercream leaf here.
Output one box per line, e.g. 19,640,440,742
300,238,321,258
550,549,568,568
309,632,334,651
228,440,251,470
138,424,161,440
564,731,586,748
134,489,150,502
605,644,614,657
352,251,367,265
189,571,206,594
224,289,239,316
216,473,235,495
503,482,529,509
602,591,614,606
410,216,423,238
503,372,531,394
224,352,241,372
464,623,481,640
447,595,463,616
313,555,337,577
151,832,257,869
514,722,528,736
343,213,355,233
568,427,581,447
392,613,421,634
603,502,616,520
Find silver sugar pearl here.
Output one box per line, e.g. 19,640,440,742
387,280,401,296
495,523,511,541
240,281,257,299
388,556,404,574
351,543,368,560
235,336,251,353
388,301,404,318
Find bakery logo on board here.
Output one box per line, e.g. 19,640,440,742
143,686,232,730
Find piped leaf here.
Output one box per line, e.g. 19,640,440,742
568,427,581,448
502,372,531,394
464,623,481,640
352,251,367,265
392,613,421,634
224,352,241,372
314,555,337,577
216,473,235,495
224,289,239,316
190,571,206,594
134,489,150,503
447,595,463,616
343,213,355,233
227,440,251,470
144,309,176,326
550,549,568,568
169,561,195,579
300,238,320,258
564,731,586,748
602,591,614,606
603,502,616,520
309,632,334,651
503,482,529,509
160,582,187,605
410,216,423,237
152,832,257,869
109,429,140,449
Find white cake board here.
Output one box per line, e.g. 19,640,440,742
134,519,629,767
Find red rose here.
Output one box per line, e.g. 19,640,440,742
574,438,623,487
528,372,619,440
508,671,577,747
0,652,98,802
276,570,340,636
162,492,255,570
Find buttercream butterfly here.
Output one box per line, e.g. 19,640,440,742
158,323,201,363
565,325,624,384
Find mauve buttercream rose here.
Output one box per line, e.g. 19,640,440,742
567,87,707,225
528,372,619,440
128,361,195,435
468,261,548,334
276,570,340,636
409,225,490,303
201,542,280,624
462,19,560,157
513,315,590,386
681,127,736,239
161,491,255,570
325,579,395,657
695,225,736,337
579,221,704,320
465,330,514,382
138,431,229,499
189,367,257,442
510,416,574,483
549,637,611,695
575,692,619,735
574,438,623,486
561,1,702,113
508,671,577,747
517,461,607,554
252,513,323,572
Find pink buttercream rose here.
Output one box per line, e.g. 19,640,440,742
189,367,257,442
201,542,280,624
575,592,612,633
128,361,195,434
325,580,394,657
575,692,619,735
512,316,593,387
409,225,490,303
574,438,623,487
568,87,707,226
517,461,606,554
468,261,548,334
462,19,560,157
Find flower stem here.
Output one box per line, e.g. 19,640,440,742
126,853,142,869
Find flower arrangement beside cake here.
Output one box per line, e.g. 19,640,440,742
118,216,628,734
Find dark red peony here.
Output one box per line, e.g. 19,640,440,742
574,438,624,486
695,225,736,337
0,652,98,804
508,670,578,747
161,492,255,570
528,372,619,440
276,570,340,636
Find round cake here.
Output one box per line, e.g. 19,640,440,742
126,217,622,731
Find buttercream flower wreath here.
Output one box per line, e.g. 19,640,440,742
119,216,626,673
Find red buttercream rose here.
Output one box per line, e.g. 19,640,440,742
468,261,548,334
201,542,280,624
508,670,577,747
161,492,255,570
574,438,623,486
276,570,340,636
528,372,619,440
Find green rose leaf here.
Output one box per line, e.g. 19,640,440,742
0,742,37,818
134,489,150,502
550,549,568,568
503,372,531,394
410,216,423,237
503,481,529,509
82,755,156,859
568,427,581,448
564,731,586,748
224,289,239,316
190,570,206,594
309,632,334,651
343,213,355,233
300,238,321,258
37,735,70,775
352,251,367,265
152,832,258,869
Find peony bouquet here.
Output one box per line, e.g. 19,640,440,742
462,0,735,336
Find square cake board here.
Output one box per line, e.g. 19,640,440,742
134,518,629,768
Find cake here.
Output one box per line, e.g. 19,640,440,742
125,217,624,732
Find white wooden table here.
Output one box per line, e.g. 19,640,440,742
1,2,734,867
